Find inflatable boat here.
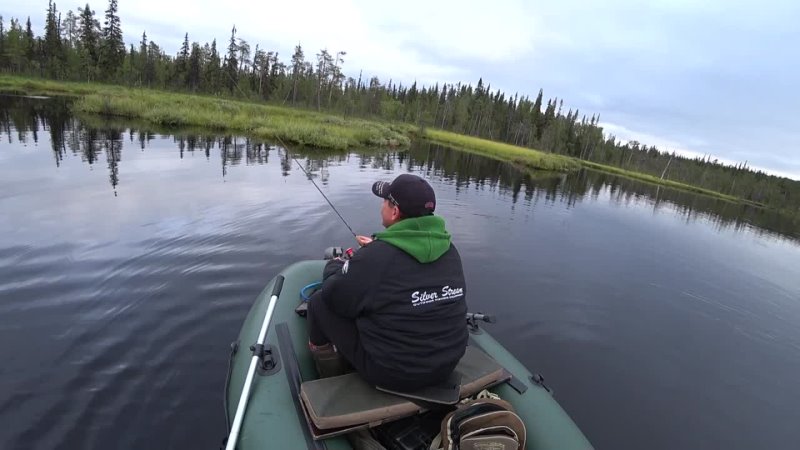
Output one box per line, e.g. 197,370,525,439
224,259,592,449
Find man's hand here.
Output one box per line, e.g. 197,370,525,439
356,235,373,247
323,257,345,280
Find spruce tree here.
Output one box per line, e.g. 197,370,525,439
139,31,154,85
532,88,543,135
78,4,98,80
205,38,221,93
24,17,35,68
99,0,125,78
0,16,6,70
178,32,189,74
187,42,200,90
43,1,64,77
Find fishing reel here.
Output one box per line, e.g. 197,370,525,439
324,246,355,260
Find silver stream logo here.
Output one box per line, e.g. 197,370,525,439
410,286,464,306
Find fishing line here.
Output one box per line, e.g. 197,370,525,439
275,136,358,239
217,73,359,240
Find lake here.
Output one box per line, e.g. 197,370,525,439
1,95,799,450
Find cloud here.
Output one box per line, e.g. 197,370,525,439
118,0,471,84
6,0,799,179
602,122,703,157
602,122,800,180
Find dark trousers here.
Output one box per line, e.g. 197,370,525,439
307,291,439,390
307,290,369,375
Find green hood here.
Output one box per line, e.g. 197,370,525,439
374,215,452,263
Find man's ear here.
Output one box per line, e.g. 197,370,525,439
392,205,403,221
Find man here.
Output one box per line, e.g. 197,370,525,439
307,173,468,391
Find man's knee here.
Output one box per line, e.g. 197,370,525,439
307,291,327,318
307,293,331,345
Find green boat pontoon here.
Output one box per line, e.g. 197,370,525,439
224,259,593,450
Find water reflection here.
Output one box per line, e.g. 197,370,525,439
400,144,800,243
1,94,797,243
2,95,800,450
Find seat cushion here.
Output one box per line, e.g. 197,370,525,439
300,345,510,431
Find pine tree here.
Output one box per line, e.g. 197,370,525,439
139,31,154,85
267,51,281,99
237,38,250,73
328,50,346,106
204,38,221,93
63,10,79,48
224,26,238,94
290,44,304,104
251,44,267,96
315,49,332,110
99,0,125,79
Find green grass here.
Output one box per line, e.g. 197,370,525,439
424,128,764,206
0,75,411,151
424,129,580,172
75,92,412,150
0,76,100,96
0,75,773,206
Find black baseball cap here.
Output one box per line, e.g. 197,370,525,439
372,174,436,217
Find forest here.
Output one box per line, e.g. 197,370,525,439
1,0,798,213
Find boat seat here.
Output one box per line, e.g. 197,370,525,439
299,345,511,439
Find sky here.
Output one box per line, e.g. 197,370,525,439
4,0,799,179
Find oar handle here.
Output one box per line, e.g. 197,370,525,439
271,275,285,298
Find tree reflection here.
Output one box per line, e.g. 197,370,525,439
1,94,797,243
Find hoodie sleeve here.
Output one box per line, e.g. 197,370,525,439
320,243,386,319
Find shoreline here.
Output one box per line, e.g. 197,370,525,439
0,75,769,208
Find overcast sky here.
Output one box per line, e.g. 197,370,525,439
5,0,799,179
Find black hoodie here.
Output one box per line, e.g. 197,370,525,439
320,216,468,389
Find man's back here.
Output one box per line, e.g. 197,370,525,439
357,240,467,386
320,215,468,390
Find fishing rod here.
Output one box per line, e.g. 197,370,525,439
275,136,359,240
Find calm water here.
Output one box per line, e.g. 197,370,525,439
1,96,799,450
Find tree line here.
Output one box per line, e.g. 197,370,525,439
1,0,798,213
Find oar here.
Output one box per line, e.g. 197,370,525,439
225,275,285,450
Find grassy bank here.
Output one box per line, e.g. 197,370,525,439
0,76,412,150
424,129,580,172
424,128,766,206
0,76,772,207
0,76,100,96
